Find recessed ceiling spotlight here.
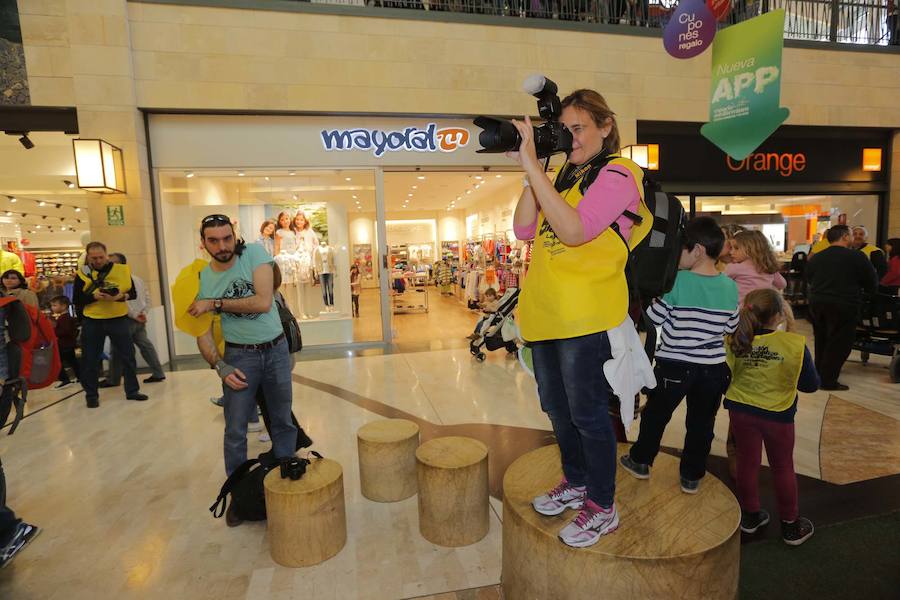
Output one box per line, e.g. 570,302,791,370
288,171,296,176
36,225,41,229
417,175,425,180
407,193,413,197
9,197,16,203
4,211,10,216
292,194,298,200
55,204,61,209
185,171,194,178
412,185,417,189
466,190,472,195
345,177,351,181
474,184,481,189
495,174,502,178
63,180,75,188
475,175,483,180
38,201,46,206
75,207,81,212
264,176,270,181
456,196,461,201
238,171,245,177
352,195,357,199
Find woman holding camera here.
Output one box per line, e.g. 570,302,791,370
511,89,647,547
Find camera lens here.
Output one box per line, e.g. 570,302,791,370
473,117,521,154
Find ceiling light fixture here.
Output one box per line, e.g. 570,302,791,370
238,171,245,177
417,176,425,180
466,190,472,195
63,180,75,188
4,211,10,216
292,194,298,200
185,171,194,178
36,225,41,229
75,207,81,212
264,176,270,181
9,196,16,203
345,177,351,181
288,170,296,176
495,174,502,178
38,201,46,206
475,175,483,180
55,204,62,209
17,133,34,150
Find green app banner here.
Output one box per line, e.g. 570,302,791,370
700,9,790,160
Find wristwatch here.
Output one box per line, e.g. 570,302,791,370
213,298,223,314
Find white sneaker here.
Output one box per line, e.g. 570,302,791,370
247,421,262,433
258,432,271,443
558,501,619,548
52,382,73,390
532,479,587,516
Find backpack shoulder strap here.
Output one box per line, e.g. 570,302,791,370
208,458,259,518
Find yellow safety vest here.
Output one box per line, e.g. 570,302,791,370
859,244,882,259
518,156,652,342
725,331,806,413
810,238,830,254
76,262,132,319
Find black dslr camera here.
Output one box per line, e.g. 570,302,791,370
474,75,573,159
279,456,309,481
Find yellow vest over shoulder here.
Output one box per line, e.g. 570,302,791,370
518,156,651,342
76,263,132,319
725,331,806,413
859,244,882,259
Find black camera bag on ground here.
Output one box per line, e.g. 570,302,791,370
209,451,278,522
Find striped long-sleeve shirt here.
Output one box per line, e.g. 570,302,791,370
648,271,740,365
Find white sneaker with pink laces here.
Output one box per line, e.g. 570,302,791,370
558,500,619,548
532,479,587,516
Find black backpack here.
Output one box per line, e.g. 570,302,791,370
628,177,686,300
274,292,302,354
209,451,279,522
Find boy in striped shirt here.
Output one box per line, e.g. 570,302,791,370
621,217,739,494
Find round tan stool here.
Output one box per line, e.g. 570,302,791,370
501,444,741,599
263,458,346,567
416,436,489,547
357,419,420,502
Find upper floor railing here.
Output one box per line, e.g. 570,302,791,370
305,0,899,46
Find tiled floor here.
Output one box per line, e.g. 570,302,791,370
0,305,897,599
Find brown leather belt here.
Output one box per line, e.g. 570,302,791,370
225,332,285,351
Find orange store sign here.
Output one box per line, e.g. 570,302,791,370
725,152,807,177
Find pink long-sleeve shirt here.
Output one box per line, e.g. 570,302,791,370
513,164,641,244
724,260,787,302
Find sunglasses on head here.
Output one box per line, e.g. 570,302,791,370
201,214,231,226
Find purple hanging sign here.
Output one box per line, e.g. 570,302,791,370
664,0,717,59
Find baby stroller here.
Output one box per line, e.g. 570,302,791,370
853,292,900,383
470,288,520,362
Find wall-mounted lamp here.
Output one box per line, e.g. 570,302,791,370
862,148,882,172
621,144,659,171
73,139,126,193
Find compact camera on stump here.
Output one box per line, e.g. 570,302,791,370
474,75,573,159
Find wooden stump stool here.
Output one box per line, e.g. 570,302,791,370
264,458,346,568
502,444,741,599
416,436,489,547
357,419,420,502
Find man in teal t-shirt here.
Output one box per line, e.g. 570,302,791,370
189,215,297,479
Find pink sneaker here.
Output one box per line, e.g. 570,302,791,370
558,500,619,548
532,479,587,516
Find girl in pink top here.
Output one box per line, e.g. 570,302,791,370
725,230,787,302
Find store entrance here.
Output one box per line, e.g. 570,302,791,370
382,170,524,345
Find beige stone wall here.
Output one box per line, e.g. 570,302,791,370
19,0,160,305
19,0,900,289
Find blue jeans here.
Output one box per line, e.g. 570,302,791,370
532,331,617,507
320,273,334,306
222,336,297,475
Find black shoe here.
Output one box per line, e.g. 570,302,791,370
86,398,99,408
126,393,149,401
782,516,814,546
98,380,116,388
680,477,700,494
821,382,849,391
297,427,314,450
143,376,166,383
0,522,41,569
225,503,243,527
620,454,650,479
740,509,770,534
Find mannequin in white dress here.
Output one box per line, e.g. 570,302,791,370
314,239,337,311
292,211,320,319
273,211,302,317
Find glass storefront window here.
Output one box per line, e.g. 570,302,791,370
696,194,879,257
157,169,382,356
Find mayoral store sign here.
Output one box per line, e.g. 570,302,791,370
321,123,470,158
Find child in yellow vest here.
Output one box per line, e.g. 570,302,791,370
725,288,819,546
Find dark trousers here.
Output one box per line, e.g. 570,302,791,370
808,302,858,387
0,460,20,547
57,347,81,384
351,294,359,317
320,273,334,306
629,359,731,481
730,410,799,521
532,331,617,507
81,316,140,403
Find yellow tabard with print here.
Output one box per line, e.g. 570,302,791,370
518,156,652,342
76,263,132,319
725,331,806,413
